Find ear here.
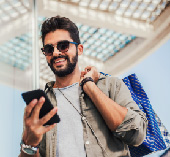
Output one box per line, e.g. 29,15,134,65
77,44,83,56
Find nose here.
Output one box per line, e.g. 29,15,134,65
53,46,62,56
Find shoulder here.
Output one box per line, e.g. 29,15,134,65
97,74,123,88
97,74,124,97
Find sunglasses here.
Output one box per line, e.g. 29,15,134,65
41,40,78,56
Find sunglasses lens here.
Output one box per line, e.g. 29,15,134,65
57,41,69,52
43,45,54,56
42,41,72,55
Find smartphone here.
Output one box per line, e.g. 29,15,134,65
22,89,60,125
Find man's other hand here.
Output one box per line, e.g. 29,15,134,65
80,66,100,84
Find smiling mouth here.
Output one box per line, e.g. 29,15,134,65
54,58,66,64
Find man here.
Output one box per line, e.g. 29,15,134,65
20,16,147,157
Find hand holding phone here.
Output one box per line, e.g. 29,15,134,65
22,89,60,125
21,89,60,147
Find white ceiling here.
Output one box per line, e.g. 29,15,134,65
0,0,170,90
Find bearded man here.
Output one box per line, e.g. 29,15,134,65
19,16,147,157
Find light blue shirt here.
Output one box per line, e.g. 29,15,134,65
53,83,86,157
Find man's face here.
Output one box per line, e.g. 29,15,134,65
44,29,78,77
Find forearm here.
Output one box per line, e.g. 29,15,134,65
83,81,128,131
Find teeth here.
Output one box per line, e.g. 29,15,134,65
55,59,65,63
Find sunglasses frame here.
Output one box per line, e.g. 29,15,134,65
41,40,78,56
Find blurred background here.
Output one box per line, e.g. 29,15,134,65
0,0,170,156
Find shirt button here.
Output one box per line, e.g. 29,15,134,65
86,141,90,145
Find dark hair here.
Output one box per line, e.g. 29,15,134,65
41,16,81,46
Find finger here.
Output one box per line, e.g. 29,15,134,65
88,66,98,74
31,97,45,119
42,123,57,134
39,107,58,126
81,71,86,77
86,66,95,73
85,66,91,72
24,99,38,119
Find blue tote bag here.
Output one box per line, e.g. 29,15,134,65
122,73,170,157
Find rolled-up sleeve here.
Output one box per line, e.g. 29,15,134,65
111,78,148,146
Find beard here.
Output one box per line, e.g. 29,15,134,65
47,52,78,77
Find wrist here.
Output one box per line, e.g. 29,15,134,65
83,81,95,91
80,77,94,91
22,135,39,148
20,139,39,155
